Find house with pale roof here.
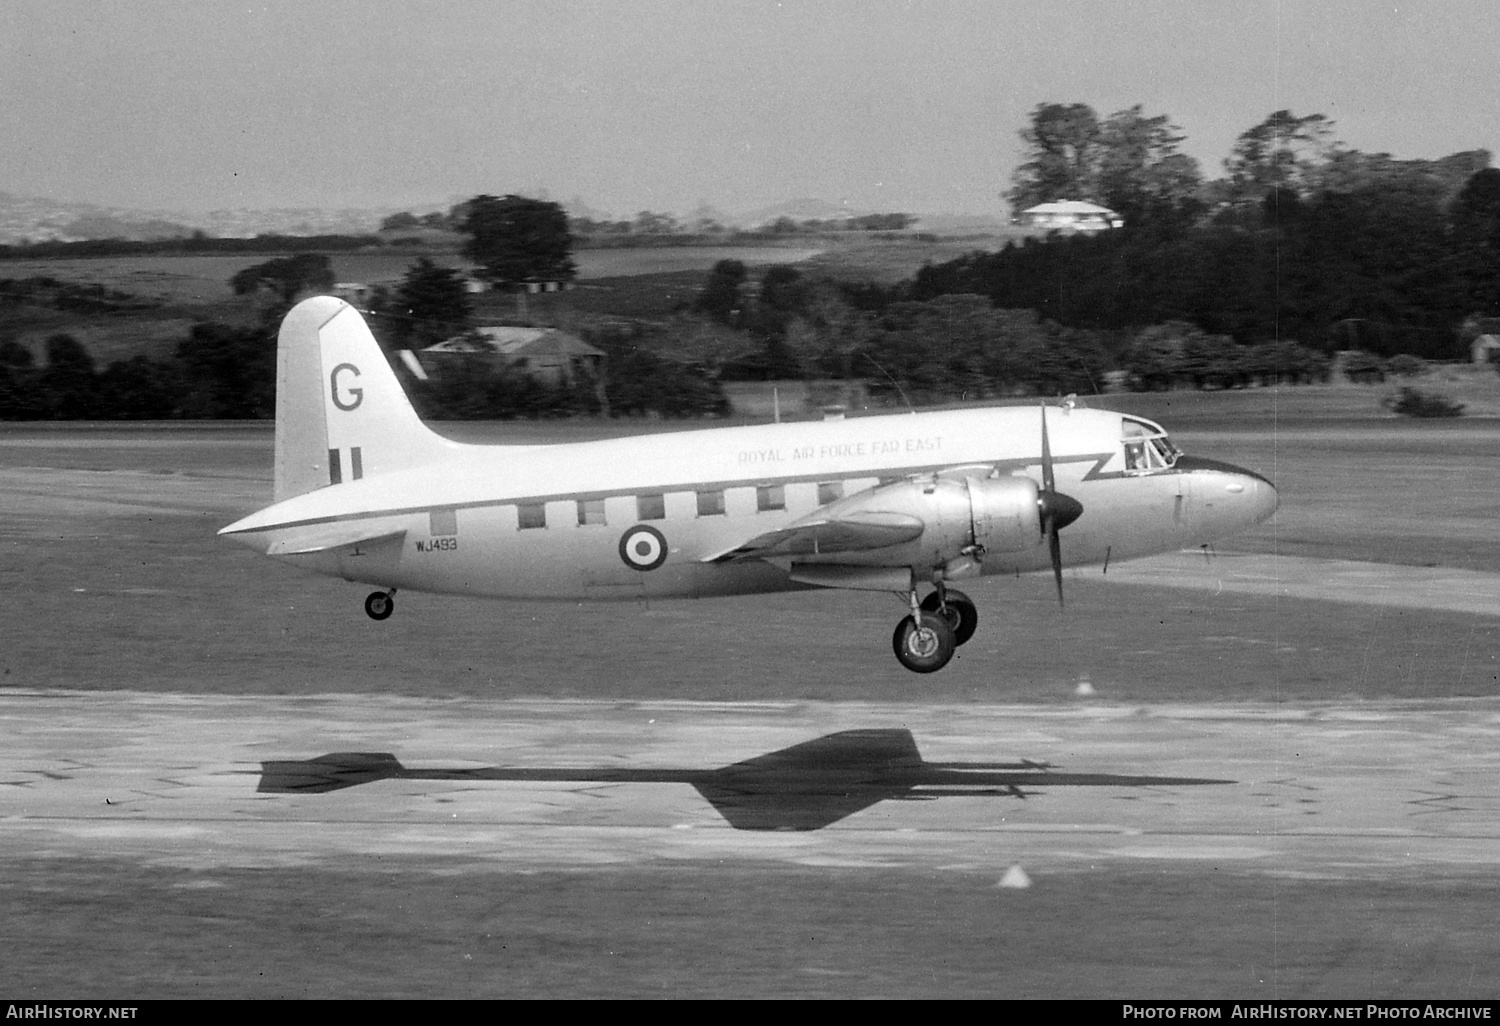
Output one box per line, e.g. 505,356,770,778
1018,200,1124,233
421,326,605,387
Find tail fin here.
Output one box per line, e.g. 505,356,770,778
274,296,455,502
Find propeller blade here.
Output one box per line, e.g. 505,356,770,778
1038,402,1079,608
1049,515,1065,607
1040,402,1056,496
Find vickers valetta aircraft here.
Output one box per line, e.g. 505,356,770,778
220,296,1278,673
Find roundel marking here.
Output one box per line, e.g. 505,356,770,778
330,362,364,411
618,524,668,571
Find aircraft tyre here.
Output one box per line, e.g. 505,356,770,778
892,612,957,673
364,591,395,621
921,589,978,646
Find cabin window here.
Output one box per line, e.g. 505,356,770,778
696,489,726,516
636,493,666,520
756,484,785,512
577,498,606,526
429,509,458,536
817,481,844,505
517,502,546,529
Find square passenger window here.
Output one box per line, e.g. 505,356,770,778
517,502,546,530
817,481,844,505
636,493,666,521
429,509,458,536
756,484,785,511
577,498,606,526
696,489,726,516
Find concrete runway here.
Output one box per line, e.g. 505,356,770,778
1104,549,1500,619
8,691,1500,878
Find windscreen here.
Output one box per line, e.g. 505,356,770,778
1121,416,1180,472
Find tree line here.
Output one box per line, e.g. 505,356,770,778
987,104,1500,361
0,233,387,261
382,198,917,240
0,241,731,421
921,166,1500,362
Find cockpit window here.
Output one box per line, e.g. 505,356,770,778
1121,417,1180,472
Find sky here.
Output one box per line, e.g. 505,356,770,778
2,0,1497,217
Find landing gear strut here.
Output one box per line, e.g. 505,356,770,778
364,589,396,621
893,588,957,673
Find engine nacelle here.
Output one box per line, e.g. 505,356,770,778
966,475,1043,554
805,474,1043,571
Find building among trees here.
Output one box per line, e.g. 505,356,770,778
421,326,604,387
1017,200,1123,233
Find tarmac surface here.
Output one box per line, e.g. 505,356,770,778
7,691,1500,877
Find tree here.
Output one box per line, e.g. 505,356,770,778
758,265,808,318
1006,103,1103,213
1096,105,1202,227
390,258,473,348
1452,168,1500,315
460,194,577,288
174,323,276,418
1007,103,1200,225
39,334,98,419
0,339,34,369
1222,110,1340,204
228,253,336,306
379,211,421,232
96,355,179,419
695,259,747,323
632,210,680,235
1451,167,1500,238
1317,149,1489,206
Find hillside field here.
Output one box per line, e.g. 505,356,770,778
0,234,1005,364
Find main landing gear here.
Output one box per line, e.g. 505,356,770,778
364,589,396,621
921,586,978,646
892,585,977,673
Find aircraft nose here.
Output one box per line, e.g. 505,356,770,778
1173,455,1278,524
1221,461,1278,523
1241,472,1279,523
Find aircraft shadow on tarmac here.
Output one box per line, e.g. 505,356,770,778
257,728,1233,831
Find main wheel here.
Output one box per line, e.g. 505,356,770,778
364,591,394,621
921,588,978,646
891,612,957,673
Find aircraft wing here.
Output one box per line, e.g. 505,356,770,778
266,525,407,557
703,511,923,563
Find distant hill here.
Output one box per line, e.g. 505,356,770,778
0,190,435,245
738,197,869,225
0,191,195,244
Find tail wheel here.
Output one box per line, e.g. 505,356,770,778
892,612,957,673
364,591,395,621
920,589,978,646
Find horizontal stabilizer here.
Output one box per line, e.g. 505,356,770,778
705,511,923,563
267,526,406,557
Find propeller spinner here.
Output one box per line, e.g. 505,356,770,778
1038,404,1084,605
